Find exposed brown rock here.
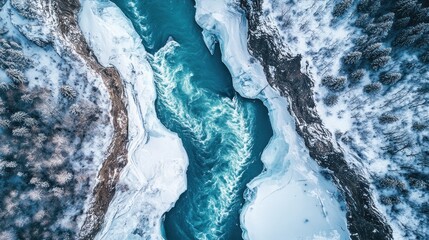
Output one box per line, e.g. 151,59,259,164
240,1,392,239
42,0,129,238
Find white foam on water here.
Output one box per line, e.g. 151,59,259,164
194,1,350,239
151,40,257,239
125,0,154,50
78,1,188,239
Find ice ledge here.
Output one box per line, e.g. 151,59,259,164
196,2,268,99
78,1,188,239
195,1,350,239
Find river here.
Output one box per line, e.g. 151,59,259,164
109,0,273,239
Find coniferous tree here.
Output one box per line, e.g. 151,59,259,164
333,0,352,17
395,17,410,28
416,7,429,22
355,13,372,27
8,40,21,50
322,76,346,91
20,94,33,103
394,23,429,47
0,119,11,128
23,117,37,127
323,94,339,106
416,34,429,48
0,82,9,91
358,0,381,15
355,35,369,48
379,113,399,124
365,21,393,37
12,127,30,137
412,122,427,131
344,51,362,64
395,0,419,17
376,13,395,23
60,85,77,100
363,42,382,58
350,69,366,83
5,69,26,84
368,47,391,60
363,82,382,93
11,112,28,122
380,72,402,85
372,56,391,70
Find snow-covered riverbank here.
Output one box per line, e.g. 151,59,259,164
195,1,349,239
255,1,429,238
78,1,188,238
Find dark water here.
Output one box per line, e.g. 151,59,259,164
111,0,273,239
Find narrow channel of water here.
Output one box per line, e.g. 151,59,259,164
110,1,273,239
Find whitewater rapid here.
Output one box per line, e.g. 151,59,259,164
150,39,260,239
76,0,350,239
78,1,188,239
195,1,350,239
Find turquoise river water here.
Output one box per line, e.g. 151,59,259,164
111,0,273,239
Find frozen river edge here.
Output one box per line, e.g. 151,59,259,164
78,1,189,239
195,1,349,239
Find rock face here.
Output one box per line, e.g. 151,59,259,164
239,1,392,239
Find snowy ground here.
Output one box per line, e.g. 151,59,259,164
0,0,113,237
195,1,350,239
78,1,188,239
259,0,429,238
